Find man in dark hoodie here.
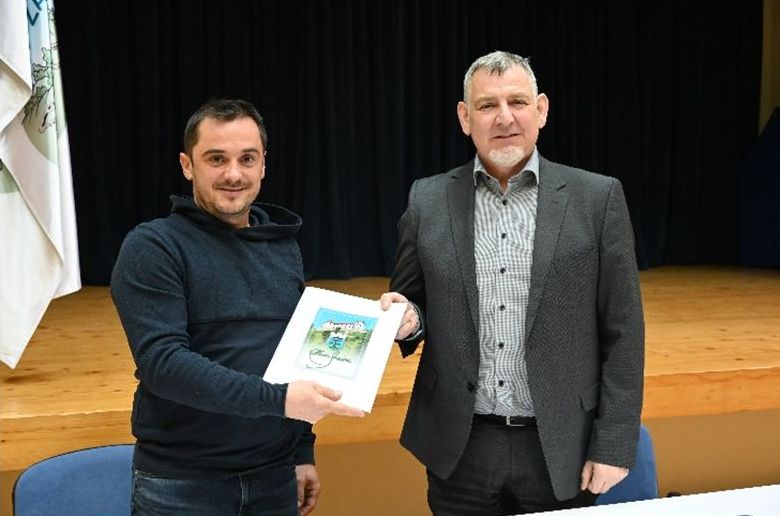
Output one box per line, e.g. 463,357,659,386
111,98,364,516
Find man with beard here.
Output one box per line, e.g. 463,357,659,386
381,51,645,515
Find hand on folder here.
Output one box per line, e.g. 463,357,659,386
379,292,420,340
285,380,365,424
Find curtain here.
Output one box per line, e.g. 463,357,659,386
55,0,763,282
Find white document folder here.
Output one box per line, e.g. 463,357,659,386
264,286,406,412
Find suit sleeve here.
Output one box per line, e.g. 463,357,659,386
390,180,427,357
588,179,645,467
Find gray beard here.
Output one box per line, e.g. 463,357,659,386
488,146,526,169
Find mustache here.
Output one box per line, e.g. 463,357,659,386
215,181,250,189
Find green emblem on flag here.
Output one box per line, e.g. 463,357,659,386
0,160,20,193
21,5,66,164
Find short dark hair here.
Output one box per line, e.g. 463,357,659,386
183,98,268,157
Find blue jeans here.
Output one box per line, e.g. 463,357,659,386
131,462,298,516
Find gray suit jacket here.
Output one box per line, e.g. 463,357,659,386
390,156,645,501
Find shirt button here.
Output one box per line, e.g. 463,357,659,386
498,342,505,349
500,267,506,274
498,380,505,387
502,200,508,206
501,233,507,239
467,382,476,393
499,304,505,311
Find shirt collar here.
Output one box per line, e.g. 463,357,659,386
472,147,540,187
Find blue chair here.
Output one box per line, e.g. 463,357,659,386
13,444,134,516
595,425,658,504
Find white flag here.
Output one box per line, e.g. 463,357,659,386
0,0,81,368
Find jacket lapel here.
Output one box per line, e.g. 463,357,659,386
526,157,569,338
447,163,481,369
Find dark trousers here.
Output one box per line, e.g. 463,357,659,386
427,417,596,515
131,461,298,516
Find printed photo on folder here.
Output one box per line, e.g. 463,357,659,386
264,286,406,412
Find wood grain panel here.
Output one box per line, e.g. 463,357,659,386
2,267,779,473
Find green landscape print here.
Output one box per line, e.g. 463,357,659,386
295,308,377,379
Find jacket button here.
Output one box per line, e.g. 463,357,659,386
467,382,476,393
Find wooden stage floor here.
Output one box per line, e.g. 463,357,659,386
2,266,779,474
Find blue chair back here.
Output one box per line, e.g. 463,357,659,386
595,425,658,505
13,444,134,516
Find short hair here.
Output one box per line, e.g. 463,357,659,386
463,51,539,103
183,98,268,157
